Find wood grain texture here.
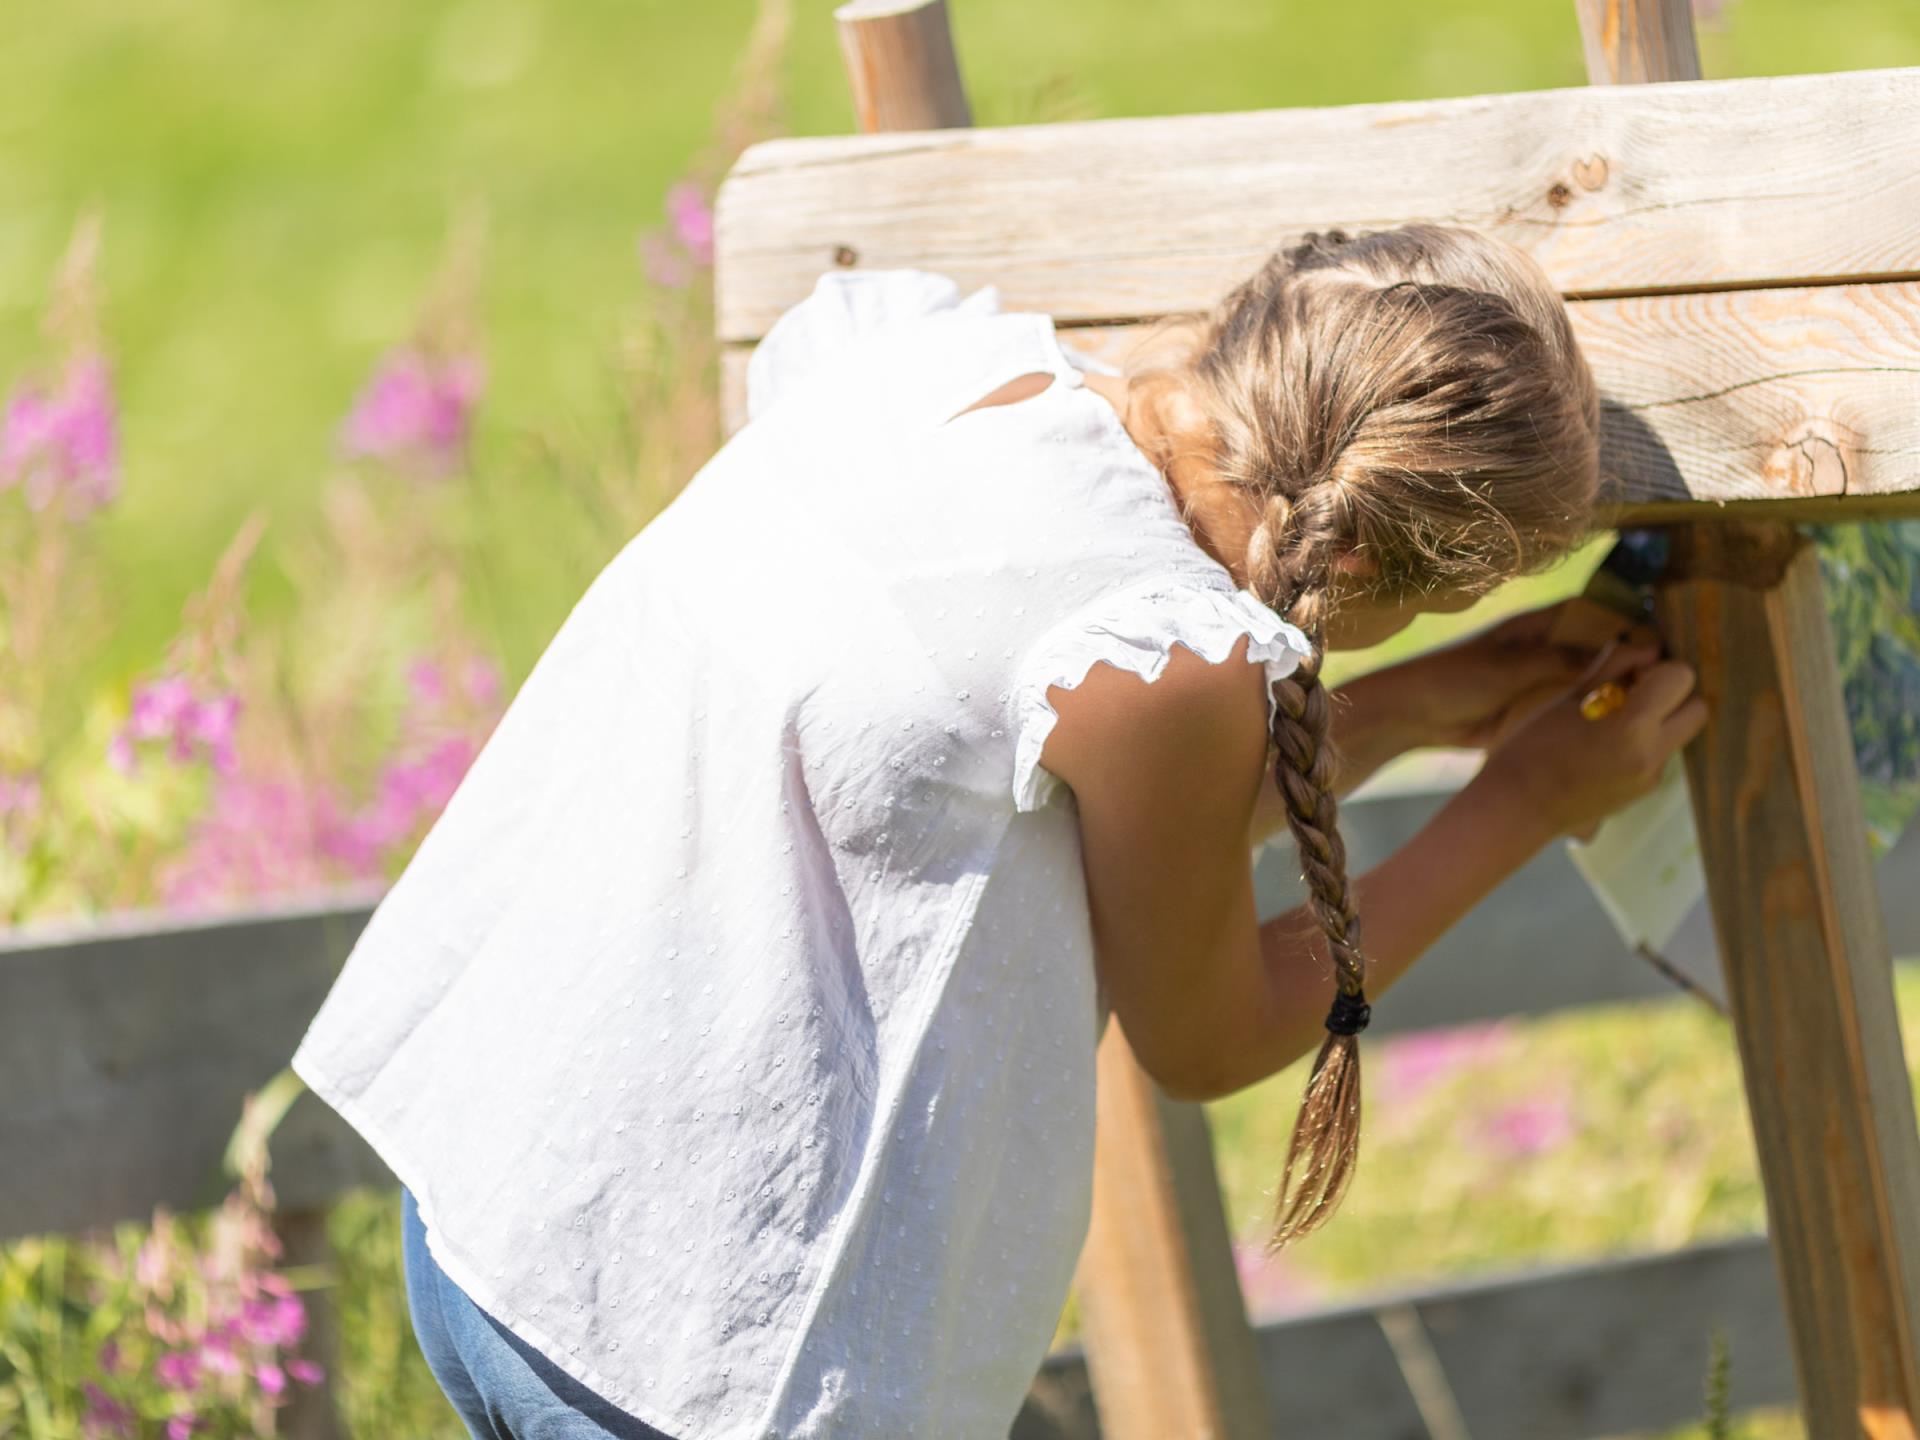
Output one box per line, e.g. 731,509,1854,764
1574,0,1702,84
833,0,971,133
1658,530,1920,1440
713,65,1920,339
1069,1021,1274,1440
723,279,1920,518
1578,9,1920,1436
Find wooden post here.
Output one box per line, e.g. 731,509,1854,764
1658,531,1920,1439
833,0,972,132
274,1208,346,1440
828,4,1270,1435
1069,1026,1275,1439
1577,5,1920,1433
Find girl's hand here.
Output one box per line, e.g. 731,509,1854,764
1472,641,1709,841
1386,599,1658,752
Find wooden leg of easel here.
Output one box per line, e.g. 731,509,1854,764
274,1207,346,1440
828,5,1269,1431
1660,526,1920,1440
1069,1020,1274,1440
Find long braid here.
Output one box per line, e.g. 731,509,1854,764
1248,482,1371,1253
1129,223,1604,1251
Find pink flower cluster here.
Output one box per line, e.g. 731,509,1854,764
1,354,119,517
109,674,241,776
340,347,483,473
1476,1092,1580,1158
1375,1020,1515,1105
155,651,502,910
0,770,42,854
641,178,715,290
83,1198,324,1439
315,732,479,872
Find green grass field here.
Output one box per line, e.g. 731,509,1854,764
6,0,1919,684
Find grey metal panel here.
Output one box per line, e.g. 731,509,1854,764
0,893,390,1239
1016,1235,1791,1440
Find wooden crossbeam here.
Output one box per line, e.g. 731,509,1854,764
713,65,1920,339
721,278,1920,520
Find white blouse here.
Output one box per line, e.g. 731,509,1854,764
291,267,1311,1439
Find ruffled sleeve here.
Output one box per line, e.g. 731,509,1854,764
745,267,1002,424
1007,575,1315,813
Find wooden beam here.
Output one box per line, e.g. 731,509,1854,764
1573,0,1701,84
712,65,1920,340
1570,6,1920,1436
1069,1024,1274,1439
824,5,1271,1437
1574,8,1920,1436
833,0,972,132
728,279,1920,520
1659,531,1920,1439
1019,1235,1796,1440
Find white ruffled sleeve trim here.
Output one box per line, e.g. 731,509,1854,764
745,267,1000,423
1008,576,1315,813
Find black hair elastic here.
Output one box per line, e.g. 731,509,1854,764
1325,986,1371,1037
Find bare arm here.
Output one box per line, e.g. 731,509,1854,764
1043,635,1701,1104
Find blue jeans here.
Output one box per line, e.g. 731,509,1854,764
400,1185,682,1440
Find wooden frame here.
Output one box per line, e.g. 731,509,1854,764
706,2,1920,1435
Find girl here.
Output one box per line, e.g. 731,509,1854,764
292,223,1704,1439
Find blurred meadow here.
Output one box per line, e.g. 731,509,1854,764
5,0,1920,1435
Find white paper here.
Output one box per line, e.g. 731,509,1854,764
1565,753,1706,954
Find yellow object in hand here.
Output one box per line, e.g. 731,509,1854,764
1580,680,1629,722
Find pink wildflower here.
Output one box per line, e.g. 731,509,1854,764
462,653,502,706
165,1412,200,1440
287,1358,325,1386
0,354,119,517
1377,1021,1515,1105
156,770,347,909
0,771,42,854
666,180,714,265
81,1382,135,1438
340,347,483,473
112,674,242,776
196,1334,242,1377
1479,1093,1578,1157
407,657,448,704
237,1293,307,1349
255,1361,287,1396
154,1350,201,1392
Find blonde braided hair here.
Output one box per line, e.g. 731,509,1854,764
1125,224,1602,1251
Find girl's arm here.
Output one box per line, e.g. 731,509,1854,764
1042,635,1699,1104
1248,600,1649,847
